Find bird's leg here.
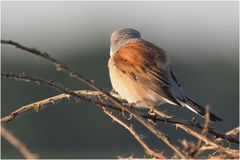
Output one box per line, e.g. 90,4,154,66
147,107,158,123
126,101,141,108
148,105,158,115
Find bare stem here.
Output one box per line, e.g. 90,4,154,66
190,106,210,156
176,124,239,158
102,107,167,159
2,72,238,145
1,126,38,159
1,71,185,158
1,40,186,158
2,40,239,158
154,108,239,158
226,127,240,136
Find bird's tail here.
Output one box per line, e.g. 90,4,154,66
182,98,222,122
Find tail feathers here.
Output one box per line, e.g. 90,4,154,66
181,98,222,122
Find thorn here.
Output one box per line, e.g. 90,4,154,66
55,64,61,71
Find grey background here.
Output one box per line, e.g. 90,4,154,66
1,1,239,158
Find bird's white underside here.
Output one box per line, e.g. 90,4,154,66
108,58,176,109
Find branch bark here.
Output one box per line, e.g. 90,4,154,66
1,40,186,158
2,40,239,159
176,124,239,158
1,72,185,158
2,72,238,145
102,107,167,159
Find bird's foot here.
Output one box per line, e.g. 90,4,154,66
127,101,141,108
147,109,158,123
148,107,158,115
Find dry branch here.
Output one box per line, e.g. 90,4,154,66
176,124,239,158
2,74,239,159
190,106,210,156
153,109,239,144
1,126,38,159
102,107,167,159
2,72,238,145
226,127,240,136
2,40,239,159
1,40,185,158
1,73,185,158
154,109,239,158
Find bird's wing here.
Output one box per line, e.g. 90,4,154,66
112,40,181,105
112,41,222,121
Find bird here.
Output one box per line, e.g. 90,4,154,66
108,28,222,122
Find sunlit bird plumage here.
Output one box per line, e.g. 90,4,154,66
108,28,222,122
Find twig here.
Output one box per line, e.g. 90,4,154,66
1,72,123,123
2,72,239,147
1,93,71,123
1,40,186,158
149,110,239,144
190,106,210,156
2,75,239,158
176,124,239,158
1,71,185,158
153,109,239,144
198,145,219,153
2,40,239,158
1,126,38,159
198,127,240,154
197,106,210,146
154,109,239,157
208,153,228,159
1,87,238,146
102,107,167,159
226,127,240,136
0,89,123,123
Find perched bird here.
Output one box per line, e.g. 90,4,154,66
108,28,222,122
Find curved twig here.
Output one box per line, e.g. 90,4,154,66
2,40,239,158
1,71,185,158
1,40,186,158
102,107,167,159
1,126,38,159
176,124,239,158
2,72,238,145
1,86,238,145
190,106,210,156
2,72,239,158
154,109,239,157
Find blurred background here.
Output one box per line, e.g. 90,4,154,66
1,1,239,158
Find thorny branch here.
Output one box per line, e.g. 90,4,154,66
153,108,239,158
152,108,239,144
102,107,167,159
1,72,238,144
175,124,239,158
2,72,239,158
198,127,240,155
1,40,185,158
2,73,186,158
190,106,210,156
1,40,239,159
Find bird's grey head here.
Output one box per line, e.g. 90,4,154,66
110,28,141,56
